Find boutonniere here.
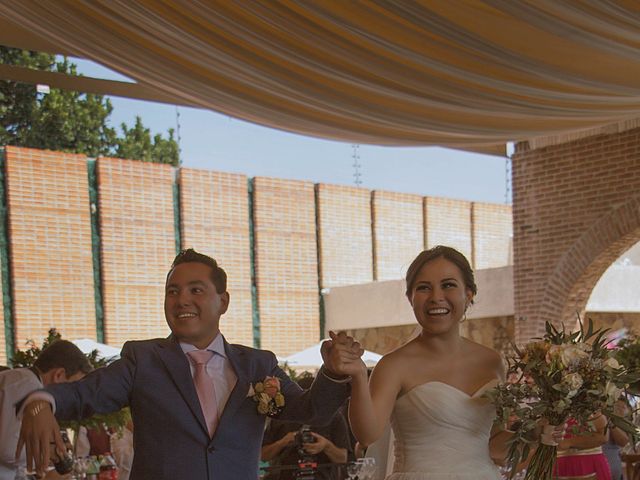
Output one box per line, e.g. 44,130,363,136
248,376,285,416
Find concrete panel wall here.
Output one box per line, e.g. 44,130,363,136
472,202,512,269
5,147,96,355
98,157,175,347
317,184,373,288
372,191,423,281
180,169,253,345
253,178,319,355
424,197,472,261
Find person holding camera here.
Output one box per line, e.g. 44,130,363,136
261,376,351,480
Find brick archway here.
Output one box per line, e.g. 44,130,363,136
513,125,640,344
539,195,640,329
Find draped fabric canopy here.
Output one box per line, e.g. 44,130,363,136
1,1,640,155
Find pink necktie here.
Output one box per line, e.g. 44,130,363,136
187,350,218,436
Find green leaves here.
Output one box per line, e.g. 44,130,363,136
489,316,640,479
1,46,179,165
114,117,179,166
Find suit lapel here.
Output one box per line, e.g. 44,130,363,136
216,340,250,433
156,337,209,437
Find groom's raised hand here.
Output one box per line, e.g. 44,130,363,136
321,331,366,378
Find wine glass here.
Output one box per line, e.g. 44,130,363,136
360,457,376,480
72,456,89,480
346,460,362,480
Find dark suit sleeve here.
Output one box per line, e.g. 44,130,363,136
270,358,350,426
328,412,351,451
46,342,136,421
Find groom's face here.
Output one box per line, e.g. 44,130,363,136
164,262,230,348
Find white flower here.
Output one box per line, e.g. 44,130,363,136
605,357,620,370
548,344,590,367
605,381,622,402
563,373,584,398
259,392,271,404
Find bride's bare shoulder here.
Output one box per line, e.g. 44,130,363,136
375,339,420,369
463,339,503,368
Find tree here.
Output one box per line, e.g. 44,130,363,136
115,116,179,166
0,46,179,165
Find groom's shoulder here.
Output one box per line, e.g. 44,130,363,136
121,337,169,352
229,343,278,363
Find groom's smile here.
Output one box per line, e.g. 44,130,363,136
165,262,230,349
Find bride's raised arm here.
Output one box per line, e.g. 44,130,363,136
349,353,403,447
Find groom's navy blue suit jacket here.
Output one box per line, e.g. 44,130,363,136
46,336,350,479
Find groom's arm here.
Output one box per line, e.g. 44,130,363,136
17,342,137,477
267,332,364,424
271,362,350,425
46,341,136,420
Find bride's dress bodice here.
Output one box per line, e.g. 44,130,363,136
388,380,501,479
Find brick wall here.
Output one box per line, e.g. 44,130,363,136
253,178,319,355
180,169,253,345
372,191,424,281
587,311,640,335
316,184,373,288
472,202,513,269
97,158,176,347
0,255,4,364
513,127,640,342
5,147,96,353
0,146,515,360
0,231,5,364
424,197,472,261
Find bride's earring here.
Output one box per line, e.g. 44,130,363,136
460,304,468,323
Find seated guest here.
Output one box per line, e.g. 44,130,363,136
0,340,91,480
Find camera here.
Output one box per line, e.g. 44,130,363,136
53,431,74,474
294,426,317,480
294,426,316,452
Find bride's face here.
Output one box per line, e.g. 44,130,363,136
409,256,473,335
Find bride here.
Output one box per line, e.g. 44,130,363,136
346,246,511,479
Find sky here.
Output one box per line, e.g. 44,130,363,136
71,58,511,205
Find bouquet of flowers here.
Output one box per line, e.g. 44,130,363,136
615,333,640,394
486,318,640,480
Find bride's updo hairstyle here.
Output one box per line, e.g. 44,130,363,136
405,245,477,301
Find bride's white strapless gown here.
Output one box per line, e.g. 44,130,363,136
386,380,501,480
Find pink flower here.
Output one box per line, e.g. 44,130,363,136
263,377,281,399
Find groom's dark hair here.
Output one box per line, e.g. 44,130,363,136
168,248,227,293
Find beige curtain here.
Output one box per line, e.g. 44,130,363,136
1,1,640,154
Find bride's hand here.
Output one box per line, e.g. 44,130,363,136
321,331,367,378
537,418,567,445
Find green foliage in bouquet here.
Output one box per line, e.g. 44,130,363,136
486,318,640,480
615,334,640,394
13,328,130,435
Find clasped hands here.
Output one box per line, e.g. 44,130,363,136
320,331,366,379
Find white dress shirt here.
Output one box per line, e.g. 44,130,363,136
180,333,237,417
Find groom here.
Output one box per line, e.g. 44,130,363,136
17,249,364,479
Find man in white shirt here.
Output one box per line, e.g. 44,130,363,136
0,340,91,480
